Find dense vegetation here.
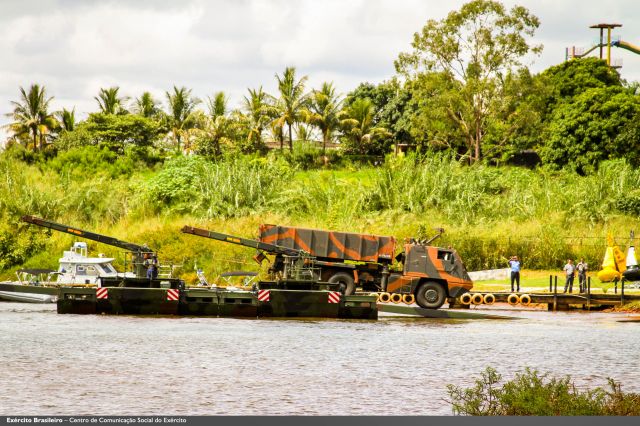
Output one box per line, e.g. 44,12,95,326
447,367,640,415
2,0,640,281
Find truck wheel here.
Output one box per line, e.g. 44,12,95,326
328,272,355,296
415,281,446,309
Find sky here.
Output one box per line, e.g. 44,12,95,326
1,0,640,142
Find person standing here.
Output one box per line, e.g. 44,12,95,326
563,259,576,293
508,255,521,292
576,258,588,293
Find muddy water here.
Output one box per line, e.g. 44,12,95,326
0,303,638,415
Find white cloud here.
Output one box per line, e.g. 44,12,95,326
2,0,640,142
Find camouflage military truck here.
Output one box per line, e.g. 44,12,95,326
259,225,473,309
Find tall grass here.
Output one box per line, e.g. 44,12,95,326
144,155,293,218
2,150,640,276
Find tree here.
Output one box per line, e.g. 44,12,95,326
57,108,76,132
95,87,128,115
303,82,343,155
192,92,232,156
133,92,161,118
274,66,308,151
541,86,640,174
165,86,199,152
242,87,273,153
206,92,228,118
80,113,163,153
340,98,391,155
395,0,541,163
345,79,413,150
5,84,58,151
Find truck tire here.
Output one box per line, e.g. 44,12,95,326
328,272,355,296
415,281,446,309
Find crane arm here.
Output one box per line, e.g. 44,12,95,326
181,225,303,257
21,215,153,254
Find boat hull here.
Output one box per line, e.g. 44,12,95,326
0,282,59,303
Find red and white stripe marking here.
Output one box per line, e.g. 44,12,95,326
257,289,270,302
166,289,180,301
96,287,108,299
328,291,341,304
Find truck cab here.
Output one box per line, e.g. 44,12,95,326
386,243,473,309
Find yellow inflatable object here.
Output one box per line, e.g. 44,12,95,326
519,294,532,306
390,293,403,304
598,245,624,282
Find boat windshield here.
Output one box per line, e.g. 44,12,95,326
76,265,99,276
100,263,116,274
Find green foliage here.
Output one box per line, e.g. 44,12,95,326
45,145,155,179
539,57,622,109
447,367,640,416
144,155,292,218
0,223,48,270
395,0,541,163
80,113,163,152
6,84,58,152
614,190,640,217
541,86,640,174
274,66,309,151
94,87,128,115
340,98,392,155
278,141,342,170
344,79,412,149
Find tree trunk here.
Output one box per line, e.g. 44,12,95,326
288,124,293,151
322,130,328,156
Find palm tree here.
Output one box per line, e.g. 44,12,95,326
133,92,160,118
206,91,228,118
165,86,199,151
95,87,128,114
58,108,76,132
302,82,342,156
340,98,391,155
242,87,274,152
274,66,308,151
5,84,58,151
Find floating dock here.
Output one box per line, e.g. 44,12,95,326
455,290,640,311
57,285,379,319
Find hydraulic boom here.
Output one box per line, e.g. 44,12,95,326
180,225,304,257
22,215,154,278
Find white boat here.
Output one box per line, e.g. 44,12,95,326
0,242,134,303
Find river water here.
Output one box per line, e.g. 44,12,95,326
0,302,638,416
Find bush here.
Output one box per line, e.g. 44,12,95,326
614,190,640,217
447,367,640,416
144,155,293,218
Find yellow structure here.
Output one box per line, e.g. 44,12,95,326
597,236,626,282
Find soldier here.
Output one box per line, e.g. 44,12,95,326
508,255,521,292
577,258,588,292
563,259,576,293
144,254,159,280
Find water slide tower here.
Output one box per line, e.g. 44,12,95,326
589,23,622,66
